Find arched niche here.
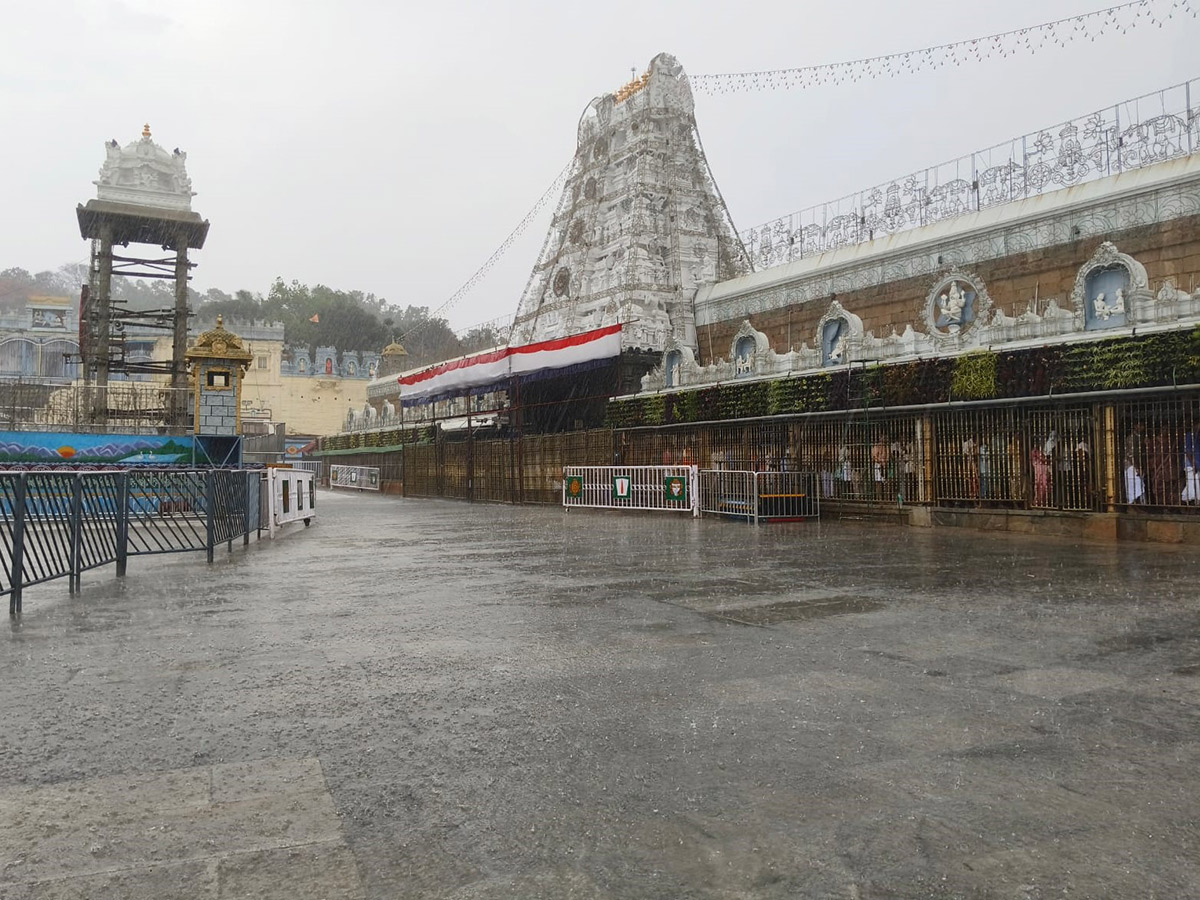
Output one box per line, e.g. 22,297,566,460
729,321,768,377
1071,242,1148,331
815,300,863,366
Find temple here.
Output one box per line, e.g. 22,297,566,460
327,62,1200,536
510,52,750,352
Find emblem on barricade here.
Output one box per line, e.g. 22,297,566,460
611,476,633,500
664,475,688,504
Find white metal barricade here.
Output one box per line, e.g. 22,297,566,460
563,466,698,516
699,470,821,524
266,467,316,537
330,464,380,491
285,460,323,480
753,470,820,521
699,470,758,522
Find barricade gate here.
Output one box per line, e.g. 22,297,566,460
698,470,821,524
330,464,380,491
563,466,699,516
266,467,317,536
3,469,272,615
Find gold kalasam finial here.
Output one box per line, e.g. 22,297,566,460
614,68,650,105
143,123,151,138
216,314,223,328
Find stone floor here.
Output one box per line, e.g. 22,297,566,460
1,491,1198,898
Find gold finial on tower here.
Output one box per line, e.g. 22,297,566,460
142,123,151,138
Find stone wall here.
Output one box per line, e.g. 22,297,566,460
196,362,240,435
699,215,1200,365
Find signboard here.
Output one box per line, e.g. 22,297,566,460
611,475,632,500
664,475,688,504
565,475,584,499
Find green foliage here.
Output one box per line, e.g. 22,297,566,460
642,395,666,426
605,398,644,429
951,352,998,400
767,373,832,414
605,330,1200,426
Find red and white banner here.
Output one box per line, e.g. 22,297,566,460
398,323,622,402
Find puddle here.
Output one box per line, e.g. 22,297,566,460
707,595,885,626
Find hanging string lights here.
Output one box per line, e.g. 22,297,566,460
692,0,1195,94
396,160,573,347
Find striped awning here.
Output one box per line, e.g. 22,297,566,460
398,324,622,404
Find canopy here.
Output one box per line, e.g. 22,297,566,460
398,324,622,404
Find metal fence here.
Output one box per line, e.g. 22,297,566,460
330,464,381,491
742,77,1200,269
321,391,1200,517
698,470,820,523
615,392,1200,514
618,416,933,507
285,460,323,481
563,465,698,515
0,381,194,433
2,469,264,615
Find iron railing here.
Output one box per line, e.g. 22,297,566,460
3,468,264,615
322,390,1200,518
742,77,1200,269
698,470,820,523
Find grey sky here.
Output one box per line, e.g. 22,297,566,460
2,0,1197,331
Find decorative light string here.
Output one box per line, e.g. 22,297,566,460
693,0,1195,93
397,160,572,347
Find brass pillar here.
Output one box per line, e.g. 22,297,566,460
1102,404,1118,511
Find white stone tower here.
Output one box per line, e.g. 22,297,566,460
511,53,751,353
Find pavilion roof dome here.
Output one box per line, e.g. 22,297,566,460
93,124,196,211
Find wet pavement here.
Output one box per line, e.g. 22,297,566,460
2,491,1199,899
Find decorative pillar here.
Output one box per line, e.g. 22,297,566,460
186,316,253,436
1103,404,1118,512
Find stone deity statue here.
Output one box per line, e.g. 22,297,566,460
939,281,966,327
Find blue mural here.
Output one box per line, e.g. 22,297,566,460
934,280,977,332
822,318,848,366
0,431,197,465
1084,265,1130,330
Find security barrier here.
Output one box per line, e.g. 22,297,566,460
286,460,323,481
2,469,268,615
266,467,316,535
330,464,380,491
563,465,698,516
699,470,820,523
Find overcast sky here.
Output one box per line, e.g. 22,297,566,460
2,0,1197,331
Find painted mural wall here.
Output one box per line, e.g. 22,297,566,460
0,431,197,465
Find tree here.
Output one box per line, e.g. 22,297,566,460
388,306,462,367
459,322,506,355
0,268,34,310
196,288,265,324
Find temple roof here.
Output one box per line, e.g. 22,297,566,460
94,124,196,211
76,199,209,249
186,315,252,366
